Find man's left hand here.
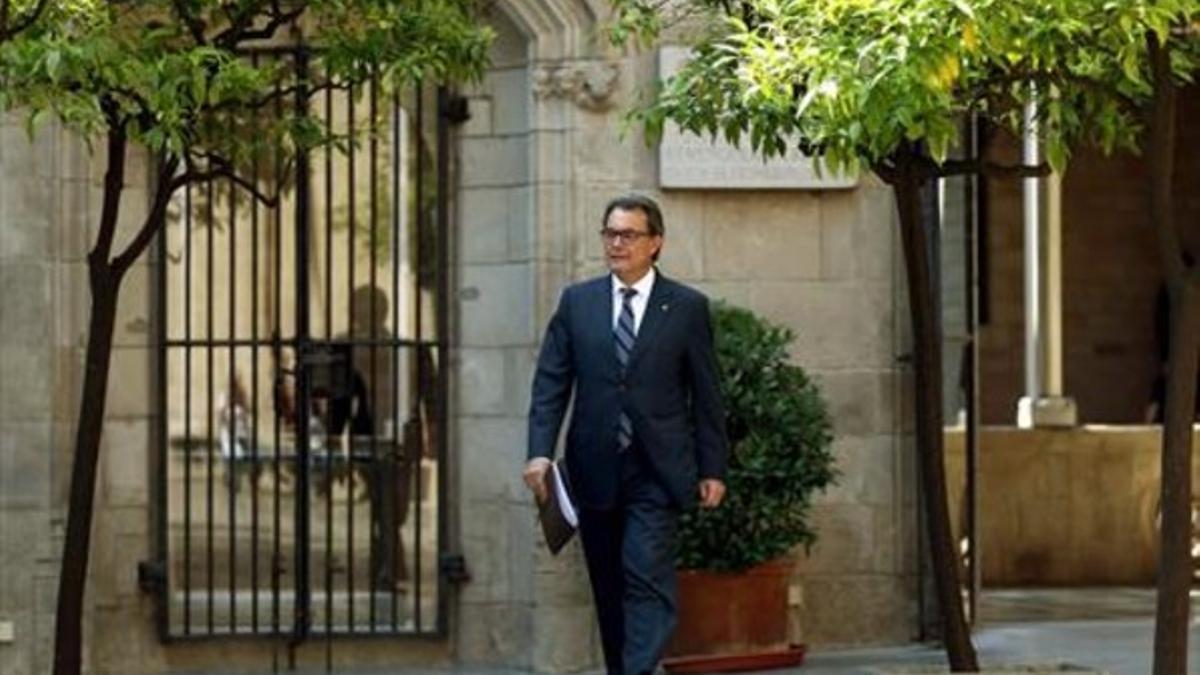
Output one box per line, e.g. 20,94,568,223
698,479,725,509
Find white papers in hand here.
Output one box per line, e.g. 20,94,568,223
552,462,578,528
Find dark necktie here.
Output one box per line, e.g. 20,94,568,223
615,287,637,452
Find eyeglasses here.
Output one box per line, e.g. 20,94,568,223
599,228,654,245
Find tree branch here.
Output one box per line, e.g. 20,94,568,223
170,0,208,45
112,155,182,274
112,147,283,274
92,104,128,263
215,2,304,48
211,78,352,115
1146,30,1185,285
172,153,281,208
0,0,49,43
872,161,898,185
935,158,1051,179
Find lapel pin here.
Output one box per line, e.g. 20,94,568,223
662,303,669,312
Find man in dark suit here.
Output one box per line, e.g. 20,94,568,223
524,194,728,675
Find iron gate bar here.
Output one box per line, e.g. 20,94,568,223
368,71,379,634
205,165,216,635
228,134,238,630
250,82,262,633
156,44,452,642
322,64,335,644
183,180,193,636
345,77,357,633
965,114,982,625
435,86,451,636
155,156,169,640
272,70,284,639
293,46,314,648
415,84,424,629
390,87,402,632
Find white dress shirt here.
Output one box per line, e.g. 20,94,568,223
611,267,656,335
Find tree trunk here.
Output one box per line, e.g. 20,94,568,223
52,264,122,675
1147,30,1193,675
52,122,130,675
893,168,979,672
1154,280,1200,675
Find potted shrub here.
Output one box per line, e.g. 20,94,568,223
667,302,837,664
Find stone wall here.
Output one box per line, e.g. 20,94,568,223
945,426,1200,585
453,4,551,669
0,111,63,675
0,114,158,674
648,185,920,646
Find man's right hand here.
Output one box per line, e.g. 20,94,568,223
523,457,552,503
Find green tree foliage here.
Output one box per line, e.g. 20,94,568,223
0,0,58,43
676,302,836,572
608,0,1200,176
0,1,490,170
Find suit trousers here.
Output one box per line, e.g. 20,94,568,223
578,441,680,675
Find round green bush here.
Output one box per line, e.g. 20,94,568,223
676,301,838,572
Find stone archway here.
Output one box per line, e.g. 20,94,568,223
449,0,619,669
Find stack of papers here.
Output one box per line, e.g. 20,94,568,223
538,459,577,554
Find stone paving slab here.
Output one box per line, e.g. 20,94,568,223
176,613,1200,675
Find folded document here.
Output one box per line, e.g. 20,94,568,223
538,459,578,554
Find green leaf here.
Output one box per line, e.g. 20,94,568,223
44,48,61,81
674,302,838,572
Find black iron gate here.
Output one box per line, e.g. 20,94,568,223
154,50,451,642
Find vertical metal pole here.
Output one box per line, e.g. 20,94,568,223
206,168,216,634
271,69,284,641
292,46,314,649
228,143,239,630
346,77,358,634
390,88,403,632
368,72,380,633
268,66,282,638
413,83,426,633
323,68,335,656
924,165,943,641
250,88,262,632
435,85,452,636
183,181,194,636
155,156,170,640
1019,98,1042,427
964,115,982,626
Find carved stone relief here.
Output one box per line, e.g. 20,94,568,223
532,60,620,111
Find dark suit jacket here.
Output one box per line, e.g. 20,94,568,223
527,272,729,510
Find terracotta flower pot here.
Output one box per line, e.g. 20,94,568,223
667,557,793,658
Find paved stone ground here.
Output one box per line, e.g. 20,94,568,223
182,589,1199,675
759,587,1200,675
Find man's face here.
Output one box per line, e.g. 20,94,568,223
603,208,662,281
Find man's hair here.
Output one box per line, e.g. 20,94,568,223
602,193,665,260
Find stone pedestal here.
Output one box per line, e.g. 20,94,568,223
1017,395,1079,429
